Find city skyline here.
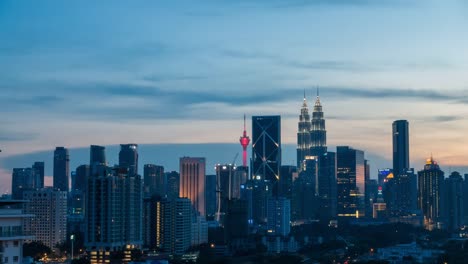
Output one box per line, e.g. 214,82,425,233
1,0,468,191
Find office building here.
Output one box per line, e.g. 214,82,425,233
119,144,138,176
292,156,317,221
0,200,33,264
53,147,70,192
318,152,337,220
267,197,291,237
417,157,444,230
90,145,106,166
241,178,271,225
164,198,192,255
205,174,217,219
32,162,44,189
392,120,409,175
180,157,206,216
165,171,180,200
279,165,296,200
144,164,165,197
224,199,249,247
444,172,464,231
233,166,249,199
191,215,208,246
215,164,236,222
252,115,281,196
297,92,311,168
23,188,68,249
310,90,327,157
11,168,34,200
337,146,365,218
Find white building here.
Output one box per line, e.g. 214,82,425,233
23,188,67,250
0,200,33,264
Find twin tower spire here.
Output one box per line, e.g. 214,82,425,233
297,88,327,168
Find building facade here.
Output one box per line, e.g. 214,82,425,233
417,157,444,230
179,157,206,216
53,147,70,192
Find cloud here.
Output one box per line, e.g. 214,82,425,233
0,131,38,142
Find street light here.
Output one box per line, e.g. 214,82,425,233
71,234,75,262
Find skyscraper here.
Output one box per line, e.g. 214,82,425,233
119,144,138,176
279,165,296,200
215,164,236,222
417,156,444,230
144,164,165,197
292,157,317,221
252,115,281,196
179,157,206,216
32,161,45,189
297,92,311,168
23,188,68,249
392,120,409,175
11,168,34,200
267,197,291,237
90,145,106,166
337,146,365,218
53,147,69,192
166,171,180,200
205,174,217,219
310,90,327,157
318,152,337,220
444,172,464,231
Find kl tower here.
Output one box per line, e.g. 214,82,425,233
239,114,250,167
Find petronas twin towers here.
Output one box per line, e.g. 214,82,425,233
297,89,327,168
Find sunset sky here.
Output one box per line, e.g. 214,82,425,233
1,0,468,192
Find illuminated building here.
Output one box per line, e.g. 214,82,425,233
53,147,70,192
239,114,251,167
143,164,165,197
215,164,241,223
337,146,365,218
86,146,142,263
373,187,387,219
179,157,206,216
296,91,311,168
252,115,281,196
417,156,444,230
310,89,327,157
23,188,67,249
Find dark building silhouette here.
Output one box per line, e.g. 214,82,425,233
417,157,444,230
310,90,327,157
90,145,106,166
318,151,337,220
166,171,180,200
53,147,70,192
279,165,296,199
32,161,45,189
206,174,217,219
119,144,138,176
241,178,271,225
144,164,165,197
337,146,365,218
224,199,249,249
11,168,34,199
297,93,311,168
292,157,317,221
392,120,409,175
444,172,464,231
73,165,89,192
252,115,281,196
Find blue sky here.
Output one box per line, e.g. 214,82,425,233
1,0,468,191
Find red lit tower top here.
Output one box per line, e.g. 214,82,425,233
239,114,250,167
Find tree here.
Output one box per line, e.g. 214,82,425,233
23,241,52,260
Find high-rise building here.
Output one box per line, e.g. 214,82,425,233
179,157,206,216
0,200,33,264
142,197,192,254
233,166,249,199
23,188,68,249
165,171,180,200
252,115,281,196
444,171,464,231
73,165,89,193
11,168,34,200
392,120,409,175
241,178,271,225
318,152,337,220
297,92,311,168
337,146,365,218
191,215,208,246
119,144,138,176
310,90,327,157
144,164,165,197
224,199,249,246
292,157,317,221
373,187,387,219
32,162,45,189
70,165,90,216
205,174,217,219
215,164,235,222
417,157,444,230
90,145,106,166
267,197,291,237
53,147,70,192
86,146,142,263
279,165,296,200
